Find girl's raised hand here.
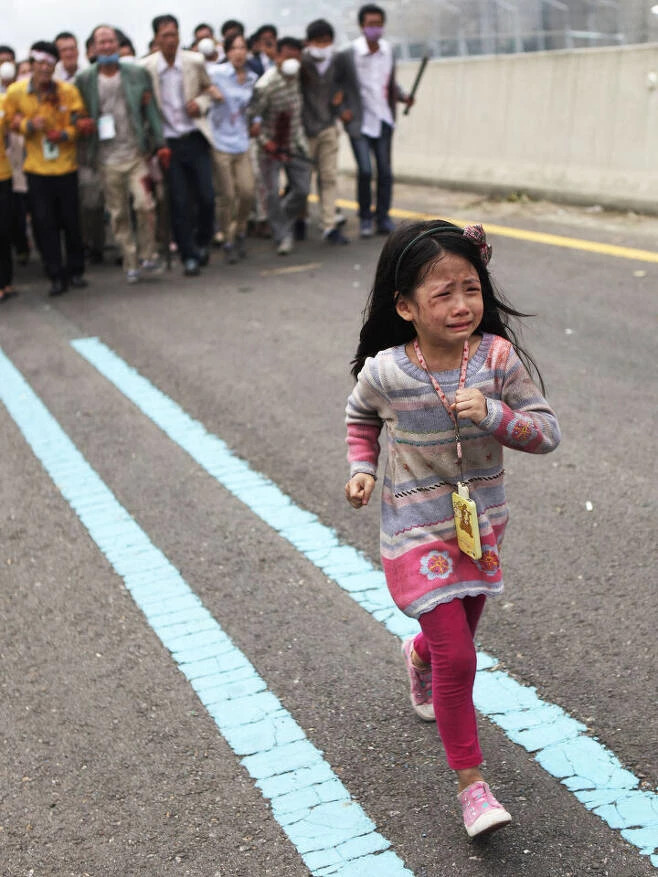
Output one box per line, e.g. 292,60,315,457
345,473,376,509
452,388,488,425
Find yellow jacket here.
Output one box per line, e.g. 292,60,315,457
4,77,84,175
0,95,11,182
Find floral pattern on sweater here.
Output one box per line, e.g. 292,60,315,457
345,333,560,618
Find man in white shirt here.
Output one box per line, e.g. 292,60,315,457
334,4,412,237
142,14,216,276
54,32,80,82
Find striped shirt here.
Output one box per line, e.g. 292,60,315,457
248,65,308,156
345,333,561,618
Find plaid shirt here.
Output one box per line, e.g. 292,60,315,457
248,65,308,157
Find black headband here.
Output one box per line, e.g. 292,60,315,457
393,223,492,292
393,226,460,291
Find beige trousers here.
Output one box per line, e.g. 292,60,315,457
212,150,254,244
307,124,339,233
101,156,157,271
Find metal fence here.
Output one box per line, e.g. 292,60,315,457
332,0,657,60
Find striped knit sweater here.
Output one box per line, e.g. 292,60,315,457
345,333,561,619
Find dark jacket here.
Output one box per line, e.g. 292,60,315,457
75,62,165,165
300,52,340,139
247,54,267,78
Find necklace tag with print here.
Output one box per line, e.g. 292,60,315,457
42,138,60,160
451,482,482,559
98,113,116,141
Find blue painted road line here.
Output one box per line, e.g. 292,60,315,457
71,335,658,869
0,345,412,877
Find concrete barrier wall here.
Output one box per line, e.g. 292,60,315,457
338,43,658,211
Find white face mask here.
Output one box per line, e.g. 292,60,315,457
197,38,216,58
280,57,300,77
308,45,334,62
0,61,16,81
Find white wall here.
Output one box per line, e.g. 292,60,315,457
339,44,658,211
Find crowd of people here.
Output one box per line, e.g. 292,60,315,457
0,4,413,299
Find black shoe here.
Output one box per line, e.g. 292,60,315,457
376,216,396,235
183,258,200,276
293,218,306,241
325,227,350,245
48,278,68,296
197,247,210,267
223,244,238,265
69,274,88,289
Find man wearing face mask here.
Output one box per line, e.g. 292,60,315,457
1,57,31,267
301,19,348,246
75,25,170,284
0,50,16,95
197,38,220,70
248,36,311,255
0,87,15,299
334,3,413,238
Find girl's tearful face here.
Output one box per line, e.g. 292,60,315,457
397,253,484,352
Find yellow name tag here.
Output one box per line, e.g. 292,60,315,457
451,483,482,560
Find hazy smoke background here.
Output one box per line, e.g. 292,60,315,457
4,1,655,66
4,0,350,60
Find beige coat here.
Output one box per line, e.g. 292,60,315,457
141,50,213,143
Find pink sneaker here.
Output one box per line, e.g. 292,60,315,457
401,637,435,721
458,781,512,838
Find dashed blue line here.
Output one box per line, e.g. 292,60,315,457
0,345,412,877
71,336,658,869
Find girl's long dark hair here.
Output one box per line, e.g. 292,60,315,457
351,219,545,392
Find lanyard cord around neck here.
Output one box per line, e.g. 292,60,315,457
413,337,470,479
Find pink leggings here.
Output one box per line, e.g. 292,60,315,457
413,595,486,770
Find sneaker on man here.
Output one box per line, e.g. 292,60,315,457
140,258,164,274
324,227,350,246
458,781,512,838
334,208,347,228
223,243,238,265
277,235,293,255
183,257,200,276
376,216,396,235
401,638,435,721
126,269,140,285
360,218,374,238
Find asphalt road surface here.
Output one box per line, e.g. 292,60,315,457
1,180,656,877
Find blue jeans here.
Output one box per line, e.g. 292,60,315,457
166,131,215,261
349,122,393,224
